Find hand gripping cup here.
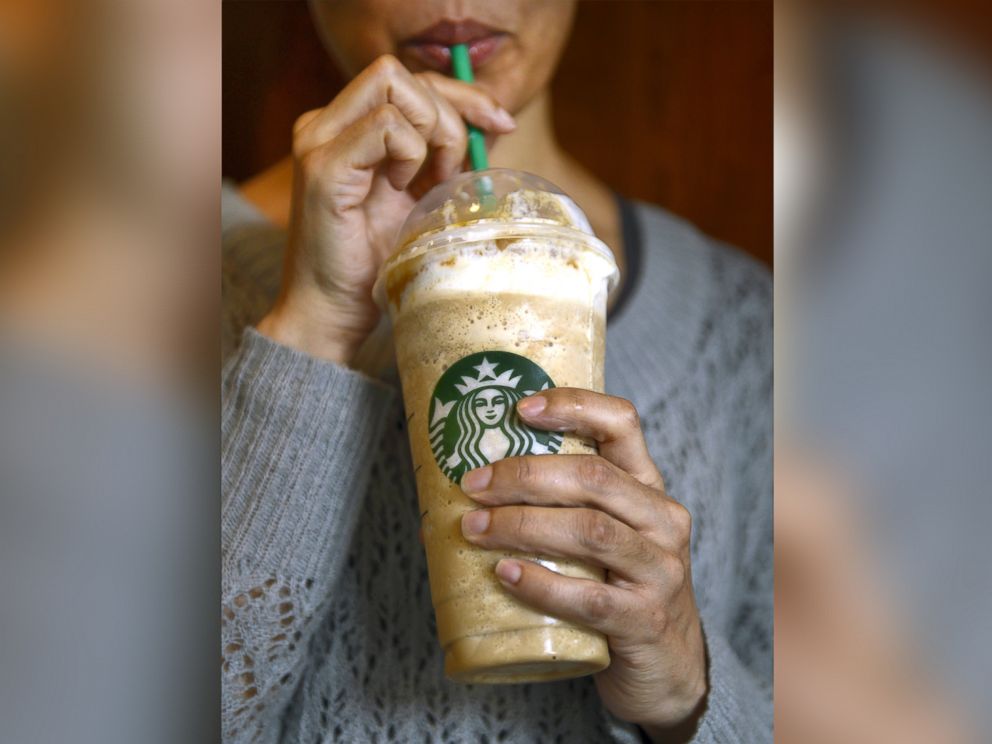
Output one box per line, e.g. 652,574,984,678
373,169,619,683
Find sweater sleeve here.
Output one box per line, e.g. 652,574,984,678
221,328,396,743
688,633,773,743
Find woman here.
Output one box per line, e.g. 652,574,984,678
222,1,771,742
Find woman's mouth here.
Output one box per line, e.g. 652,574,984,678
401,19,507,73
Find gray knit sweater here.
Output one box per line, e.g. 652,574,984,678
221,185,772,743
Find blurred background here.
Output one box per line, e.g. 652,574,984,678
776,0,992,741
222,0,773,266
0,1,218,742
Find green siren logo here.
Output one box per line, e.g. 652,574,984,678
429,351,563,484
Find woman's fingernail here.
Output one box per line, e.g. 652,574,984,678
517,396,547,417
495,559,522,585
462,509,491,536
461,466,493,493
491,107,516,130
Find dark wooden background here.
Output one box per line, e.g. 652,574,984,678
223,1,772,266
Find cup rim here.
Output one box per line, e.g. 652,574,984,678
372,221,620,311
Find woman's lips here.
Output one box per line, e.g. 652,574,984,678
402,20,507,72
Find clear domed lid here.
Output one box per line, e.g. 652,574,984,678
395,168,596,249
373,168,619,313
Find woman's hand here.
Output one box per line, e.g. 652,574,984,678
257,54,515,363
459,388,708,740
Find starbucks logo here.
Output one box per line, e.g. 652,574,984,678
429,351,564,484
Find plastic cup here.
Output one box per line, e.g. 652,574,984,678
373,169,619,683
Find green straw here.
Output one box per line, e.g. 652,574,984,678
449,44,489,171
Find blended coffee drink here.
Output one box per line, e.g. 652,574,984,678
374,169,618,683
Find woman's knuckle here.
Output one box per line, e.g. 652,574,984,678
293,108,320,137
661,553,687,589
405,97,438,134
372,102,401,127
371,54,403,77
578,457,615,491
583,584,614,623
422,101,440,131
436,125,463,149
667,502,692,540
579,510,615,553
409,135,428,161
633,536,661,568
510,507,532,538
513,457,537,488
618,398,641,430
